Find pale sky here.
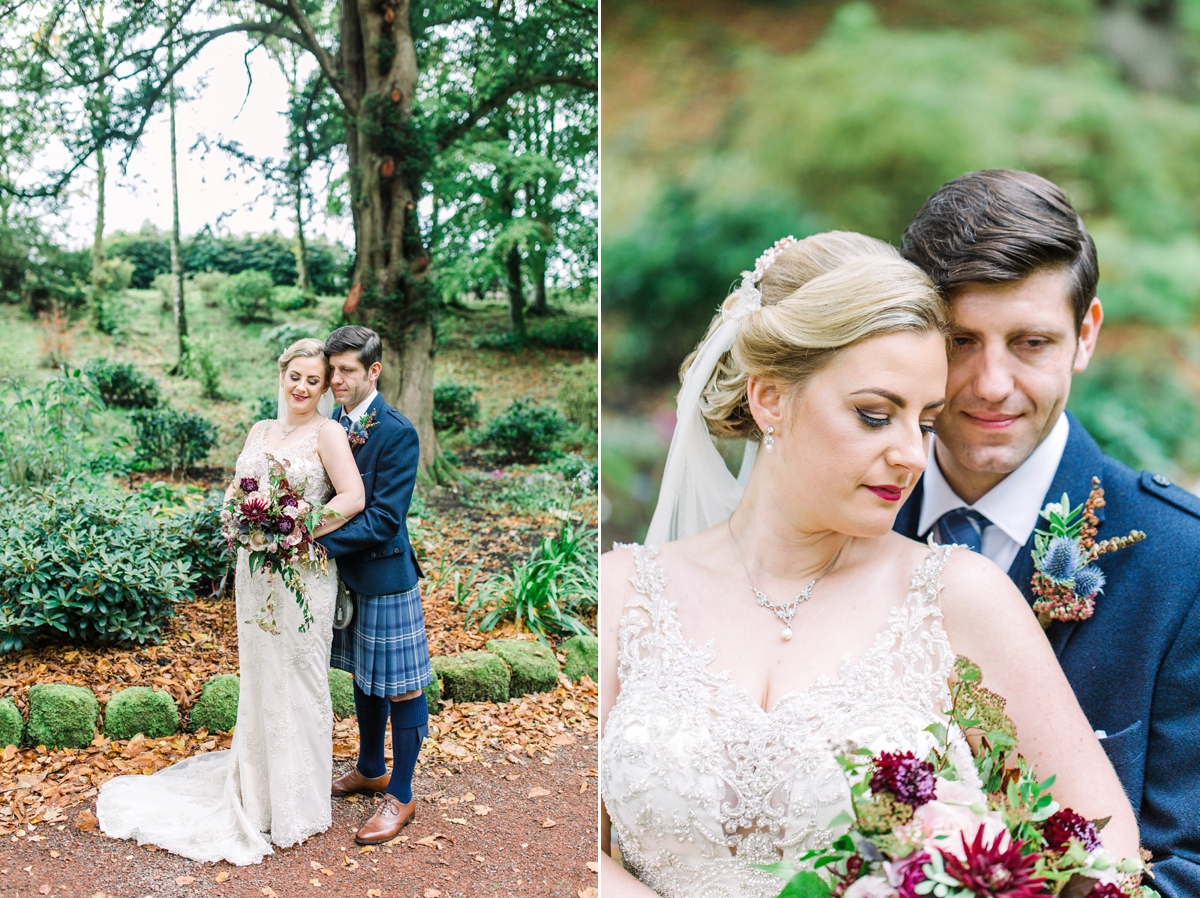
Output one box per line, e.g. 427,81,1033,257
55,34,352,249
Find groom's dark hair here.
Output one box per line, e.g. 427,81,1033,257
325,325,383,370
901,169,1098,332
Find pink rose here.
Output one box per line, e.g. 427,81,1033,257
912,799,1010,861
283,505,300,519
844,875,897,898
284,533,302,547
248,531,269,552
295,499,311,514
932,777,987,806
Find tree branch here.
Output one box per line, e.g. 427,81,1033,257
437,74,596,151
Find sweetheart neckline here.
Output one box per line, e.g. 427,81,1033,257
631,544,949,717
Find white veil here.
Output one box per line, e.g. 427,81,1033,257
643,236,800,546
277,386,336,421
644,316,757,545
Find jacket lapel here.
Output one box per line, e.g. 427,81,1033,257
1008,412,1107,656
894,476,924,540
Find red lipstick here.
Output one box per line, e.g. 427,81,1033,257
865,485,903,502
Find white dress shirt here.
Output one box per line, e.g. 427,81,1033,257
341,389,378,423
917,413,1070,573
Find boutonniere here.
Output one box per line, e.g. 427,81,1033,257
345,410,379,448
1031,476,1146,628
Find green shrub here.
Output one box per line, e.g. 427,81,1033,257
84,357,160,409
25,683,98,749
129,406,218,475
107,228,171,289
485,638,560,695
189,674,240,732
560,634,598,683
103,687,179,740
183,336,223,400
473,329,525,351
189,270,229,307
0,481,195,653
152,272,179,311
273,285,314,311
557,361,597,431
529,316,597,352
255,395,279,421
0,697,21,747
481,399,567,463
220,270,276,324
424,673,443,710
0,371,122,488
467,523,596,641
163,490,230,595
90,259,135,336
261,321,319,358
329,668,355,718
431,652,510,704
433,382,480,431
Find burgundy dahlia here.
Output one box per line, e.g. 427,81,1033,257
240,496,270,524
1085,885,1127,898
280,493,299,508
886,850,930,898
869,751,936,807
943,829,1051,898
275,518,295,535
1042,808,1101,853
239,477,259,493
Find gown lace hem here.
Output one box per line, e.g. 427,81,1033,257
601,542,973,898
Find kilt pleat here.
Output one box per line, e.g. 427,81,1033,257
330,583,432,697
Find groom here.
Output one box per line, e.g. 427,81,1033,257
894,170,1200,896
317,325,433,845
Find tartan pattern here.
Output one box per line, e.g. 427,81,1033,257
330,583,433,697
933,507,990,554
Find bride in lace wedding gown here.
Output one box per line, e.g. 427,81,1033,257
98,340,364,865
599,234,1139,897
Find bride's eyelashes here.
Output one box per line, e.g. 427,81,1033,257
855,407,938,435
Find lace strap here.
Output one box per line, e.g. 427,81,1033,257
613,543,675,683
910,541,956,611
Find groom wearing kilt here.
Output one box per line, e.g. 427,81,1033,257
318,325,433,845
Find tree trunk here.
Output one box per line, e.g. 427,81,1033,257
341,0,437,470
507,242,525,335
1096,0,1189,94
91,144,106,299
532,246,547,315
167,0,187,374
293,174,311,295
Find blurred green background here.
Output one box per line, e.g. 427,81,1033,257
601,0,1200,548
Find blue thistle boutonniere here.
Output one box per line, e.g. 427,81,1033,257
345,409,379,448
1031,476,1145,628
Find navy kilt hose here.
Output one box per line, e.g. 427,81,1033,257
331,585,433,696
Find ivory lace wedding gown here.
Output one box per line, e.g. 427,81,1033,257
601,543,972,898
97,423,338,865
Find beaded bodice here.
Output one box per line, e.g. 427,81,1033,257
600,544,965,898
235,421,334,506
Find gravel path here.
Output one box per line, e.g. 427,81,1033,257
0,743,597,898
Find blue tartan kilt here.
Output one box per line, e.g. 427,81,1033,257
330,583,433,697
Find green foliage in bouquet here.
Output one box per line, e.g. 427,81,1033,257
103,686,180,740
0,481,194,653
25,683,99,750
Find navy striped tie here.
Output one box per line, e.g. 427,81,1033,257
933,508,990,554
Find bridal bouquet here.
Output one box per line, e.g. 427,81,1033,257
221,455,329,634
765,659,1157,898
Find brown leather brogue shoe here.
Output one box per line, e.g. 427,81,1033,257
354,794,416,845
331,766,391,797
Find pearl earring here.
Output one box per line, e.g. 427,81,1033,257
763,426,776,452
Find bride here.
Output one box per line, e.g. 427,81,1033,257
97,338,365,865
599,233,1139,897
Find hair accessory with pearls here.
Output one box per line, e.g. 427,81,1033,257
727,235,799,319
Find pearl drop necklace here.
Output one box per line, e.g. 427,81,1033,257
727,518,839,641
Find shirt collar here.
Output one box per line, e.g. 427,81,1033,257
917,412,1070,547
343,389,378,422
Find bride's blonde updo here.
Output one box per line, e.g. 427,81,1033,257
683,231,947,440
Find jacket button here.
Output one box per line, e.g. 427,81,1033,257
370,552,376,558
1153,473,1171,487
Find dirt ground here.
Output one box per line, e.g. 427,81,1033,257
0,742,597,898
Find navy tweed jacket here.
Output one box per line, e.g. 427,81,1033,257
894,412,1200,897
316,392,423,597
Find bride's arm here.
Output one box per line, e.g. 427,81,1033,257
938,549,1139,858
599,548,662,897
313,423,365,537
